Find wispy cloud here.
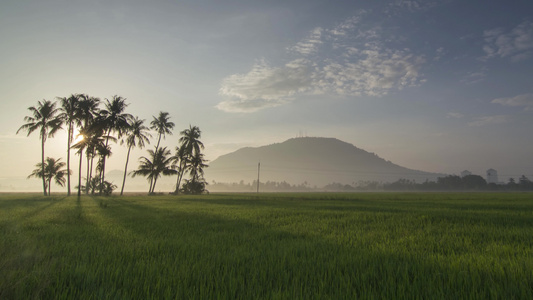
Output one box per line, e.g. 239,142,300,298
460,68,487,85
467,115,508,127
446,112,464,119
491,93,533,111
218,13,426,113
318,49,425,97
288,27,323,55
217,59,312,113
482,21,533,61
388,0,440,12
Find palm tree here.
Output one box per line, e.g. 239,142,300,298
97,95,132,193
132,147,177,194
173,146,188,194
187,152,209,182
82,125,106,194
71,127,89,197
149,111,174,192
120,117,151,195
179,125,204,157
28,157,69,195
180,152,209,194
150,111,175,152
58,94,81,196
71,125,102,197
174,125,204,194
76,94,101,192
17,100,62,195
77,94,100,128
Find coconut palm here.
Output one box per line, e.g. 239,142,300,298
174,125,204,194
77,94,100,128
187,152,209,182
97,95,132,193
180,152,209,195
82,125,106,194
71,126,90,197
179,125,204,157
132,147,177,194
150,111,174,152
58,94,81,196
173,146,188,194
120,117,151,195
148,111,174,191
76,94,101,191
27,157,69,195
17,100,62,195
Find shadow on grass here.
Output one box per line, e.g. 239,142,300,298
2,195,531,299
83,197,532,298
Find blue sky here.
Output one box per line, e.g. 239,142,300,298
1,0,532,191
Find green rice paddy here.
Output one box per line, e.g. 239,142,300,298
1,192,532,299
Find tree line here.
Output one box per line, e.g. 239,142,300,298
17,94,208,196
381,175,533,191
209,174,533,192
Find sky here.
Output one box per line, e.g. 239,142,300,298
1,0,532,191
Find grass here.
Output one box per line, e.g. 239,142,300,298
1,192,532,299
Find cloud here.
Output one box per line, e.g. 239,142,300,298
482,21,533,61
491,93,533,110
218,13,426,113
460,69,487,85
288,27,323,55
318,49,425,97
467,115,508,127
217,59,312,113
385,0,442,13
446,112,464,119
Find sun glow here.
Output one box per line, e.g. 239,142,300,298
72,127,84,145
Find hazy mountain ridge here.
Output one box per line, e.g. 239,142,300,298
206,137,444,187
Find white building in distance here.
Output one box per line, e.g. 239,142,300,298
486,169,498,184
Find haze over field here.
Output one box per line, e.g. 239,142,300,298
207,137,445,187
1,0,532,191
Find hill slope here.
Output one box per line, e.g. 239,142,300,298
206,137,442,187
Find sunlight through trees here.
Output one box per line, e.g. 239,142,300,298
17,94,209,196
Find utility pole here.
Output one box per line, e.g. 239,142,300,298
257,162,260,193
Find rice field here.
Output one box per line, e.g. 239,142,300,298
1,192,532,299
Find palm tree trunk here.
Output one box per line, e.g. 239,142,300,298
148,134,162,193
85,154,91,195
174,161,186,194
48,178,51,195
66,123,71,196
100,133,110,194
41,132,47,196
151,177,158,194
78,148,83,197
147,176,153,194
89,155,95,194
120,145,132,196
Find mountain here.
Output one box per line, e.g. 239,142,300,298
206,137,443,187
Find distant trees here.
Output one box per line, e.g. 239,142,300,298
18,95,209,196
381,174,533,191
